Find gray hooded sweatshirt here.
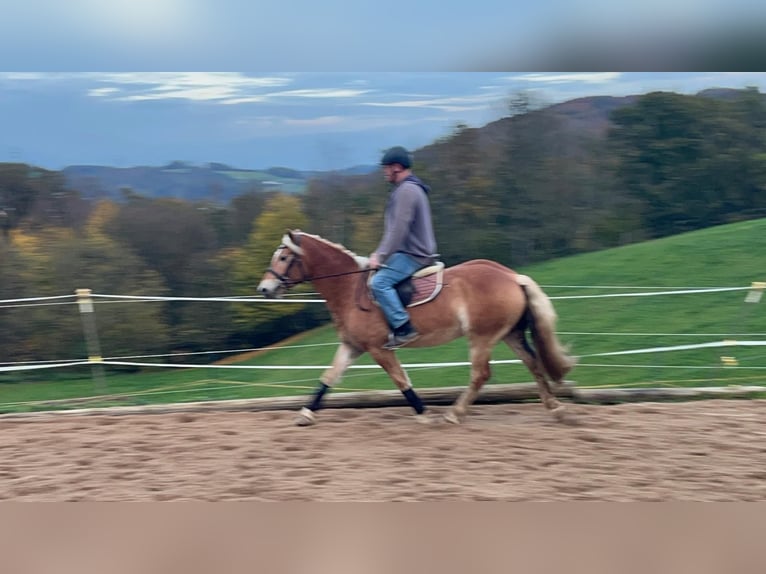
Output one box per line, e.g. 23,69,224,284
375,175,437,266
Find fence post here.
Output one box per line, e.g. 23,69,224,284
717,280,765,379
76,288,107,394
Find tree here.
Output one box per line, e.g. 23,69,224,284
231,194,316,335
106,195,219,293
224,189,274,245
609,90,766,237
0,218,171,365
0,163,89,232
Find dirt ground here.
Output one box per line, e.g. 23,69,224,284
2,399,765,501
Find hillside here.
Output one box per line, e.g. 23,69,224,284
417,89,759,177
62,162,377,202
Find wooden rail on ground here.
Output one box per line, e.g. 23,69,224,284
1,383,764,420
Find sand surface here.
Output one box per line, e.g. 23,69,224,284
2,400,765,501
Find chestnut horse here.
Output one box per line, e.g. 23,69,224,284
257,230,575,426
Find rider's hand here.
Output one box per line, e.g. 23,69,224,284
369,253,381,269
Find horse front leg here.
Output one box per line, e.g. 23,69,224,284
295,342,363,426
367,349,431,424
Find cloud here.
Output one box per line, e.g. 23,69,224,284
0,73,295,103
95,72,289,87
120,84,371,105
1,72,292,92
268,89,373,99
235,113,432,137
0,72,51,81
88,87,120,97
510,73,624,84
359,92,506,113
223,87,374,105
120,87,245,102
99,73,293,102
0,73,375,105
283,116,345,127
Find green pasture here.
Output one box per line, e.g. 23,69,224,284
2,219,765,413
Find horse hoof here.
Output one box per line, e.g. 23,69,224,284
294,407,316,427
414,413,433,425
443,411,461,425
550,405,567,422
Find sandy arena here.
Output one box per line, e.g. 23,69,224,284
2,399,765,501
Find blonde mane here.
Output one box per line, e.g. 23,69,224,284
298,232,370,269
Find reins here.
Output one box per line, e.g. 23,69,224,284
305,268,374,282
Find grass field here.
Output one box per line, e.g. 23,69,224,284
2,218,765,413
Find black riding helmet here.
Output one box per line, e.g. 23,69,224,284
380,146,412,169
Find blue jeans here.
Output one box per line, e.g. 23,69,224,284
370,252,423,330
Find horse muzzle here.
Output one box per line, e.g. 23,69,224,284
257,278,284,299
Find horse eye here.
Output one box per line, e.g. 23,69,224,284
279,255,288,261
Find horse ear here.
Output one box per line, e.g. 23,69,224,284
287,229,301,245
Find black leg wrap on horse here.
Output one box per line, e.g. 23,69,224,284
522,333,537,358
402,387,425,414
308,383,330,412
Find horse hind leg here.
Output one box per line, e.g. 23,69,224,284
504,330,565,420
445,343,492,424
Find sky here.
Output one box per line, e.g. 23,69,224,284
1,72,765,172
1,0,765,171
2,0,765,70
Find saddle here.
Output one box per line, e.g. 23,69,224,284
370,262,445,307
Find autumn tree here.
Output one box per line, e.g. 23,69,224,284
230,193,327,340
0,208,171,365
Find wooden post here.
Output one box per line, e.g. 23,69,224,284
76,288,107,394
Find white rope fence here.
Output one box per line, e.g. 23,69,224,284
1,283,763,367
1,284,763,384
3,342,766,373
0,284,754,308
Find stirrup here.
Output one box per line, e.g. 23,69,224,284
382,330,420,350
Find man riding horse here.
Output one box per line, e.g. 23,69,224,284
369,146,438,350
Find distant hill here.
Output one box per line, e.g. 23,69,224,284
416,88,759,166
62,161,377,203
62,88,755,203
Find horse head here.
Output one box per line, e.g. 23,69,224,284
257,229,308,298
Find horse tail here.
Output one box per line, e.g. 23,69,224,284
516,274,576,382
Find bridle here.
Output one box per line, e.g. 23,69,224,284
266,245,309,288
266,245,373,290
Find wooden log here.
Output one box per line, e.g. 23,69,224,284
322,381,575,409
572,385,766,404
0,382,574,420
0,383,762,420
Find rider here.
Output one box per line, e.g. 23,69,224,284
369,146,438,350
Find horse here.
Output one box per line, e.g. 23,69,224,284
257,230,575,426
